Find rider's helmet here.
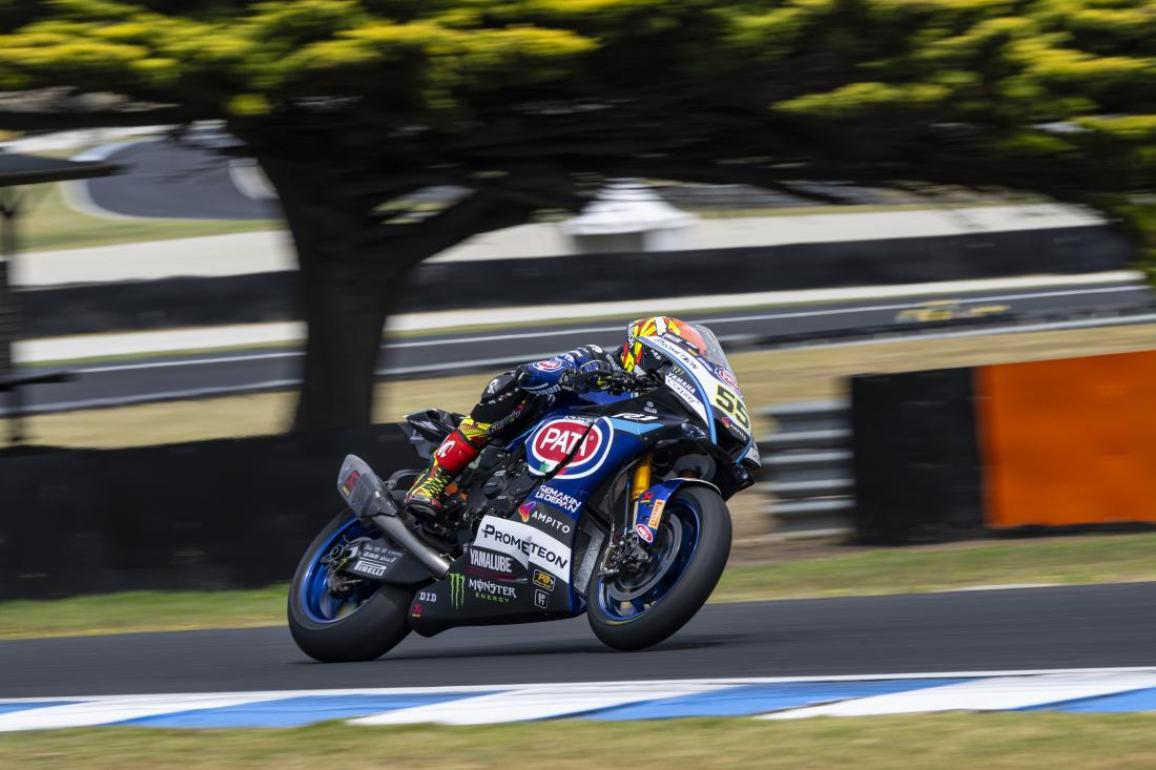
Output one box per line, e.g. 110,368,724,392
620,315,707,373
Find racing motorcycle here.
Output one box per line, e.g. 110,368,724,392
287,323,760,662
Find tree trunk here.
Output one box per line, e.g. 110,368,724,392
259,156,538,433
259,160,409,432
291,242,403,433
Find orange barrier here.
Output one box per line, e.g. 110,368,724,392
978,349,1156,528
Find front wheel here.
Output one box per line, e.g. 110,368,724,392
588,485,732,651
288,511,413,663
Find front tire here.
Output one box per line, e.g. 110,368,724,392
288,512,413,663
588,485,732,651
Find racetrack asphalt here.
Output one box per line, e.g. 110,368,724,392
3,582,1153,698
82,140,277,221
12,279,1153,413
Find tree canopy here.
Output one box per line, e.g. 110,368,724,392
0,0,1153,199
1,0,1154,430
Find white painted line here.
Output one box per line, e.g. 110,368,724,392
383,283,1150,350
786,311,1156,353
79,352,299,374
29,276,1146,372
759,671,1156,719
384,271,1143,333
350,681,731,726
12,667,1156,705
0,692,283,732
0,685,495,706
7,670,1156,731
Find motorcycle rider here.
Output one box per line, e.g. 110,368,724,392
405,315,709,518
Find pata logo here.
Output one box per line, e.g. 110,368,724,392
529,418,605,477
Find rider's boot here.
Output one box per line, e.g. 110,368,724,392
405,419,490,519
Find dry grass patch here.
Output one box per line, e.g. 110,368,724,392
21,322,1156,449
4,714,1156,770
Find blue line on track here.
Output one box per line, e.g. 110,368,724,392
0,701,78,716
118,692,493,729
1026,687,1156,713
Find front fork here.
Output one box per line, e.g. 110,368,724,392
600,454,660,578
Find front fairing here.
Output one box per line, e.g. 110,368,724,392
636,335,755,464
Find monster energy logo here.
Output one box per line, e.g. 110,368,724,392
449,573,466,609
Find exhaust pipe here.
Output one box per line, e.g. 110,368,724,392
371,512,451,578
337,454,452,578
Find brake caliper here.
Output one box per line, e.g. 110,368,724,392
599,531,652,580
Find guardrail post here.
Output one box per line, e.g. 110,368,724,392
757,400,855,538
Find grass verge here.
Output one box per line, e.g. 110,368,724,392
20,320,1156,449
3,714,1156,769
5,532,1156,640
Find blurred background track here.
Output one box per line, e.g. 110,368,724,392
9,276,1151,414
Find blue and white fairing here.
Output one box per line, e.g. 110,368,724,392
406,324,755,635
635,327,756,464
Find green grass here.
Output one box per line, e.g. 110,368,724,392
19,183,280,253
3,714,1156,769
5,532,1156,640
712,532,1156,601
0,584,289,639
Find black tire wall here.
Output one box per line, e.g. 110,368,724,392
0,426,419,600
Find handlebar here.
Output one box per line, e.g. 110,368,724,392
601,369,663,395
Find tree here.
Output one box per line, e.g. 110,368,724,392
1,0,1153,430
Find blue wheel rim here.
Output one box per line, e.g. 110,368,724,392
299,516,379,624
596,497,702,622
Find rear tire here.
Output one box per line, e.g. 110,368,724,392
588,486,732,651
288,512,413,663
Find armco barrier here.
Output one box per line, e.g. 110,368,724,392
756,401,856,538
0,426,419,600
19,224,1133,337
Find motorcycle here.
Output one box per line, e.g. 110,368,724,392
287,322,760,662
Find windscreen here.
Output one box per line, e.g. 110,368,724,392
684,323,731,372
641,322,752,454
661,322,733,374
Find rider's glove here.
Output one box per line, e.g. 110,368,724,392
560,360,617,393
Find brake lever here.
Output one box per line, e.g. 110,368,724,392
607,371,661,395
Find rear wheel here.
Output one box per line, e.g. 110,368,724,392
288,512,412,662
588,485,732,651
